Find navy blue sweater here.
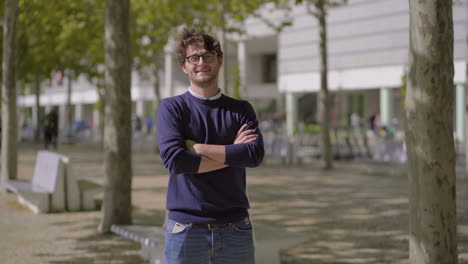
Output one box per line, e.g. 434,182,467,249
157,91,264,224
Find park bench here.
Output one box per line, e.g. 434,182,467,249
72,175,105,211
111,224,165,264
264,133,293,164
295,132,321,163
3,151,69,213
3,150,104,213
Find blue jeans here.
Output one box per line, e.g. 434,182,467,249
164,217,255,264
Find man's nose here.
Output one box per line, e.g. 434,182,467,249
196,57,208,65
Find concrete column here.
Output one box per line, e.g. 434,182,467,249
286,92,298,137
379,87,392,126
136,100,144,118
75,103,83,121
286,92,299,164
92,107,100,140
164,38,175,97
456,83,464,143
237,40,248,97
93,107,99,130
276,94,286,117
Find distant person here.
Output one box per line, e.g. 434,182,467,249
44,109,58,149
132,115,143,146
374,113,381,129
134,115,142,132
145,116,153,135
368,113,376,131
157,26,264,264
368,112,381,135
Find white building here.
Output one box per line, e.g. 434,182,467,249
18,0,468,143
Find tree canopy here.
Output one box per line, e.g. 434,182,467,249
18,0,104,84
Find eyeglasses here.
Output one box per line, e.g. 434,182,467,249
184,52,217,65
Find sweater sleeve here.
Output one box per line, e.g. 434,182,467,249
157,99,201,174
225,102,264,168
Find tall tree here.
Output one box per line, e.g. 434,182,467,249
1,0,19,187
18,0,104,144
295,0,347,169
464,0,468,171
18,0,68,143
406,0,457,263
99,0,132,233
216,0,228,95
55,0,104,143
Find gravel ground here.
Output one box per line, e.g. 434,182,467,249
2,142,468,264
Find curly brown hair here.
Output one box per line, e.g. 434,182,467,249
176,26,223,65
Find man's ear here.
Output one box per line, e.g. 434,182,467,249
181,63,188,74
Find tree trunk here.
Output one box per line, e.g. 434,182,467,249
1,0,19,188
63,71,73,144
465,1,468,173
99,0,132,233
465,77,468,171
152,59,161,153
217,0,228,95
97,82,105,151
152,53,162,107
406,1,457,263
34,73,41,143
317,1,332,169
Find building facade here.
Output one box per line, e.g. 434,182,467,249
18,0,468,144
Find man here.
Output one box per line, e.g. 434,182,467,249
44,108,58,149
157,26,264,264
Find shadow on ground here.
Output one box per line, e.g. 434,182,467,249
247,164,468,264
5,143,468,264
42,209,166,264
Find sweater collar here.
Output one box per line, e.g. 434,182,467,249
188,87,223,101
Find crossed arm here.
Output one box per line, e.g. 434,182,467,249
185,124,257,173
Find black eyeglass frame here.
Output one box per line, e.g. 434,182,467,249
184,52,218,65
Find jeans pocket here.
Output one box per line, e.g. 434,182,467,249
231,217,253,232
166,219,189,235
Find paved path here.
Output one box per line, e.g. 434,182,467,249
2,143,468,263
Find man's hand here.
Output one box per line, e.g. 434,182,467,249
234,124,257,144
185,139,197,153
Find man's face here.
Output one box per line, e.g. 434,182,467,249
181,44,223,86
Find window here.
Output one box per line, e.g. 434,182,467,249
262,53,277,83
